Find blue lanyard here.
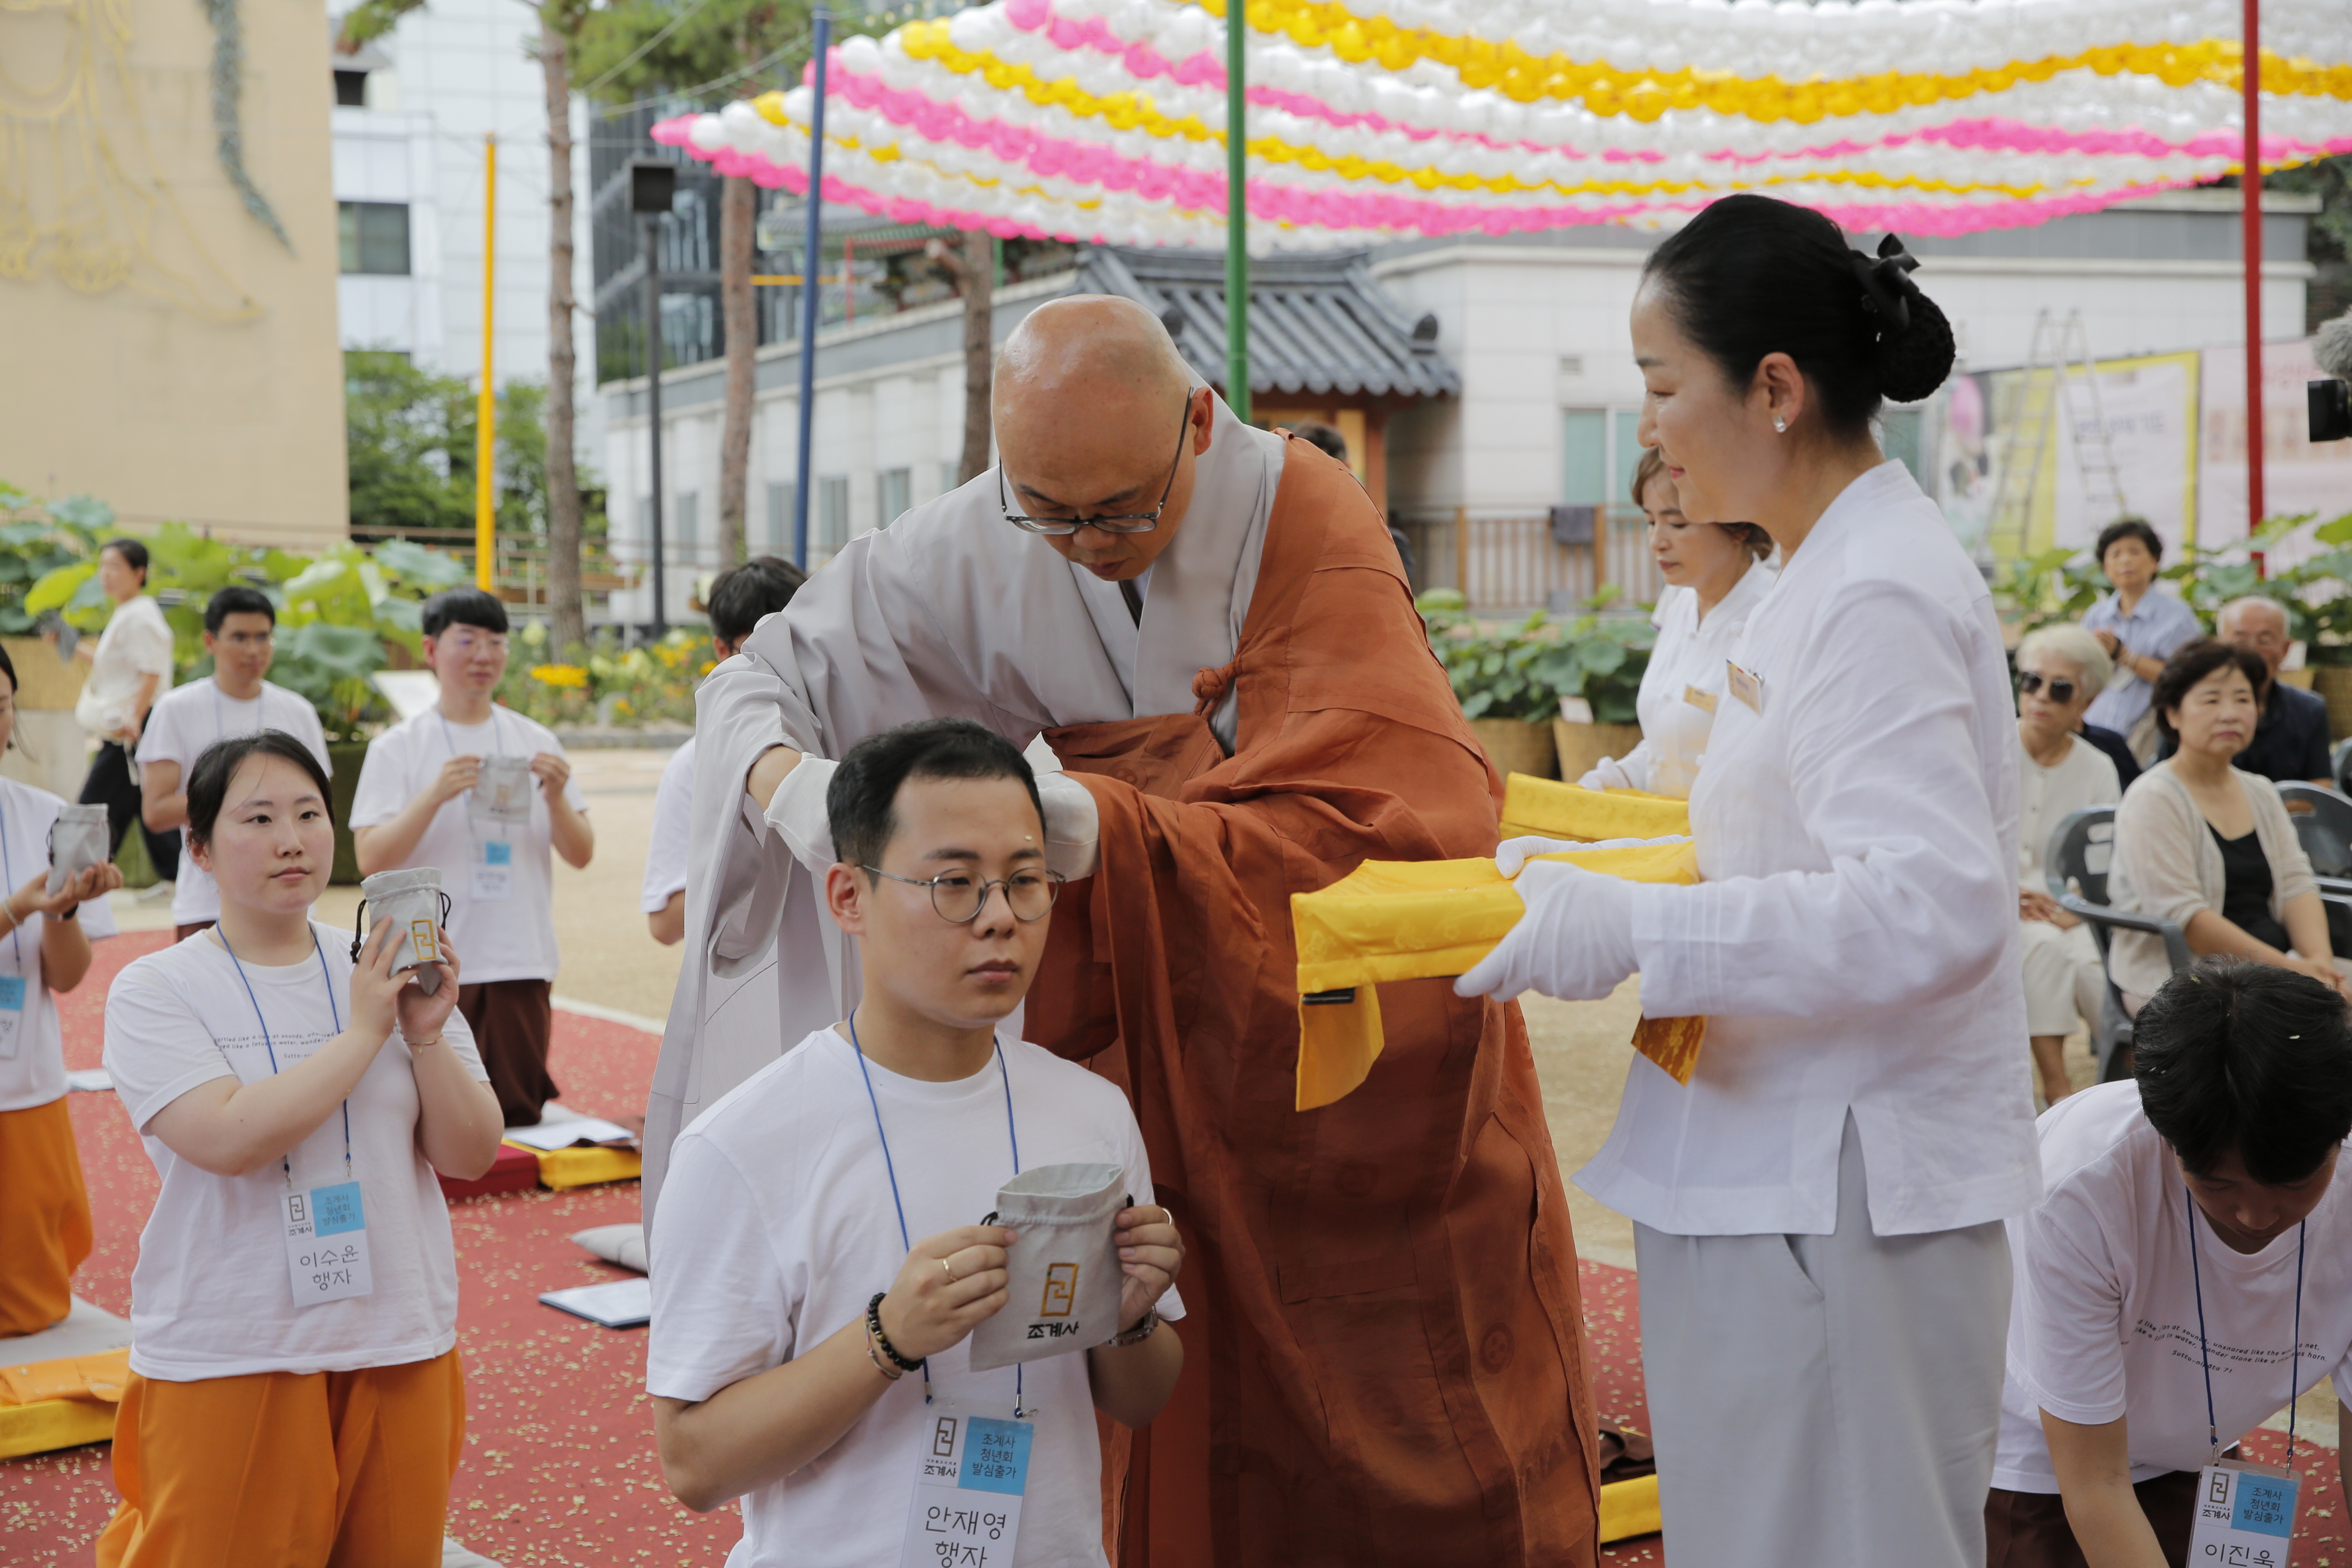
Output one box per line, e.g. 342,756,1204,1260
218,925,350,1186
848,1011,1024,1414
0,800,24,972
2186,1185,2307,1463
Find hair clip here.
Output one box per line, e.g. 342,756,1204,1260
1849,233,1920,334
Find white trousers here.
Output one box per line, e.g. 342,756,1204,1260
2020,917,2103,1038
1632,1115,2012,1568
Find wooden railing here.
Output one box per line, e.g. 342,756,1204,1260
1396,507,1665,612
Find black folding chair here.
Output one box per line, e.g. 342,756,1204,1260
2274,782,2352,952
2044,806,2191,1084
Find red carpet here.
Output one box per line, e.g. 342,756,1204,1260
7,931,2341,1564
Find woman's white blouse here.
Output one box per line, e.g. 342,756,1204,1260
1576,462,2043,1238
1605,563,1779,798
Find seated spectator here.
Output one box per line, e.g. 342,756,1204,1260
2014,626,2122,1105
2154,596,2330,786
2107,640,2347,1017
2081,519,2202,764
1986,958,2352,1568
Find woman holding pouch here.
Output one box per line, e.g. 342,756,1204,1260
1459,194,2041,1568
98,730,503,1566
0,641,126,1337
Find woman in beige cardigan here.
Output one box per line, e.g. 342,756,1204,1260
2108,638,2349,1015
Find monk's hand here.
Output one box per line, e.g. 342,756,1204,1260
1112,1204,1182,1333
1456,858,1638,1002
878,1226,1015,1362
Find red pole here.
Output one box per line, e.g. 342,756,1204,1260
2243,0,2265,540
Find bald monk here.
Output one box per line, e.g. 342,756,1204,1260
649,296,1599,1564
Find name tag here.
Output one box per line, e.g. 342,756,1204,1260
2190,1458,2297,1565
282,1179,374,1305
0,972,24,1061
1725,660,1765,715
471,838,514,901
900,1405,1031,1567
1681,684,1718,714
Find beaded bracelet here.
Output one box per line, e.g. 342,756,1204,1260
864,1323,906,1381
866,1291,923,1372
1105,1307,1161,1348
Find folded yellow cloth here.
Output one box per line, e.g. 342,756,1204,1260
1293,838,1705,1110
1499,774,1690,842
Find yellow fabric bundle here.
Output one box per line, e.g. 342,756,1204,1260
0,1347,129,1461
505,1141,644,1191
1498,774,1690,843
1293,837,1704,1109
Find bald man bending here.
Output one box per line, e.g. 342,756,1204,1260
650,296,1602,1566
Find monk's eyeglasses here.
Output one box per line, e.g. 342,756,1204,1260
862,865,1066,924
998,398,1191,536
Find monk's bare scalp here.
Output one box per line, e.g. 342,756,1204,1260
993,295,1190,415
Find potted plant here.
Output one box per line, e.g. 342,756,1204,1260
1418,591,1563,780
1529,590,1654,783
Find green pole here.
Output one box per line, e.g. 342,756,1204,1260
1224,0,1250,423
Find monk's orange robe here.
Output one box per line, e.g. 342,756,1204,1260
0,1095,93,1336
1033,438,1599,1567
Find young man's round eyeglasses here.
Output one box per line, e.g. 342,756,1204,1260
862,865,1065,924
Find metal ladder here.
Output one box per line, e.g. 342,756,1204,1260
1985,309,2130,561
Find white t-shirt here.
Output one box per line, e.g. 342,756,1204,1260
102,920,487,1381
642,737,694,915
648,1027,1184,1568
1995,1081,2352,1491
348,705,586,985
75,594,175,740
0,777,122,1112
135,679,333,925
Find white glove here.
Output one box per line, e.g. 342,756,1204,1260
1495,833,1688,878
1578,757,1634,791
764,753,840,871
1023,734,1100,880
1455,857,1638,1002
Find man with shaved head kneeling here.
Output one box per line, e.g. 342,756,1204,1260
650,296,1601,1565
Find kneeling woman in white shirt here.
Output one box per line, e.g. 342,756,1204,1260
1458,194,2042,1567
98,730,503,1567
1990,958,2352,1568
1580,447,1776,798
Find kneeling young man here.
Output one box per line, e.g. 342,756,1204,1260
649,718,1183,1566
1989,957,2352,1567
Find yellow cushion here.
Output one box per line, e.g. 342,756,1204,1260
0,1348,129,1407
505,1141,643,1191
1499,773,1690,842
0,1395,116,1459
1291,840,1702,1109
1598,1473,1661,1543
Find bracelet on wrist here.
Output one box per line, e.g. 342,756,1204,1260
866,1291,923,1372
864,1324,906,1382
1105,1306,1161,1348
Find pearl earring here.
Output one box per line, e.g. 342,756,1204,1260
1773,416,1787,433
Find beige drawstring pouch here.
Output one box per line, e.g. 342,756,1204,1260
967,1162,1128,1373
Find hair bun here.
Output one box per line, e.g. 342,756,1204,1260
1877,289,1956,404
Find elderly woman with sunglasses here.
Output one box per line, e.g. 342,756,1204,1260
2013,626,2122,1105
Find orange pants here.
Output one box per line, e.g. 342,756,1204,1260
0,1094,93,1336
96,1348,465,1568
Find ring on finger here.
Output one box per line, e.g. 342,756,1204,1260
1156,1205,1175,1231
940,1256,958,1283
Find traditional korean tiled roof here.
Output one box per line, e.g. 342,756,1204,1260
1078,245,1460,402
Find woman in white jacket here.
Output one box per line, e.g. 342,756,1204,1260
1458,194,2041,1568
1581,448,1776,798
